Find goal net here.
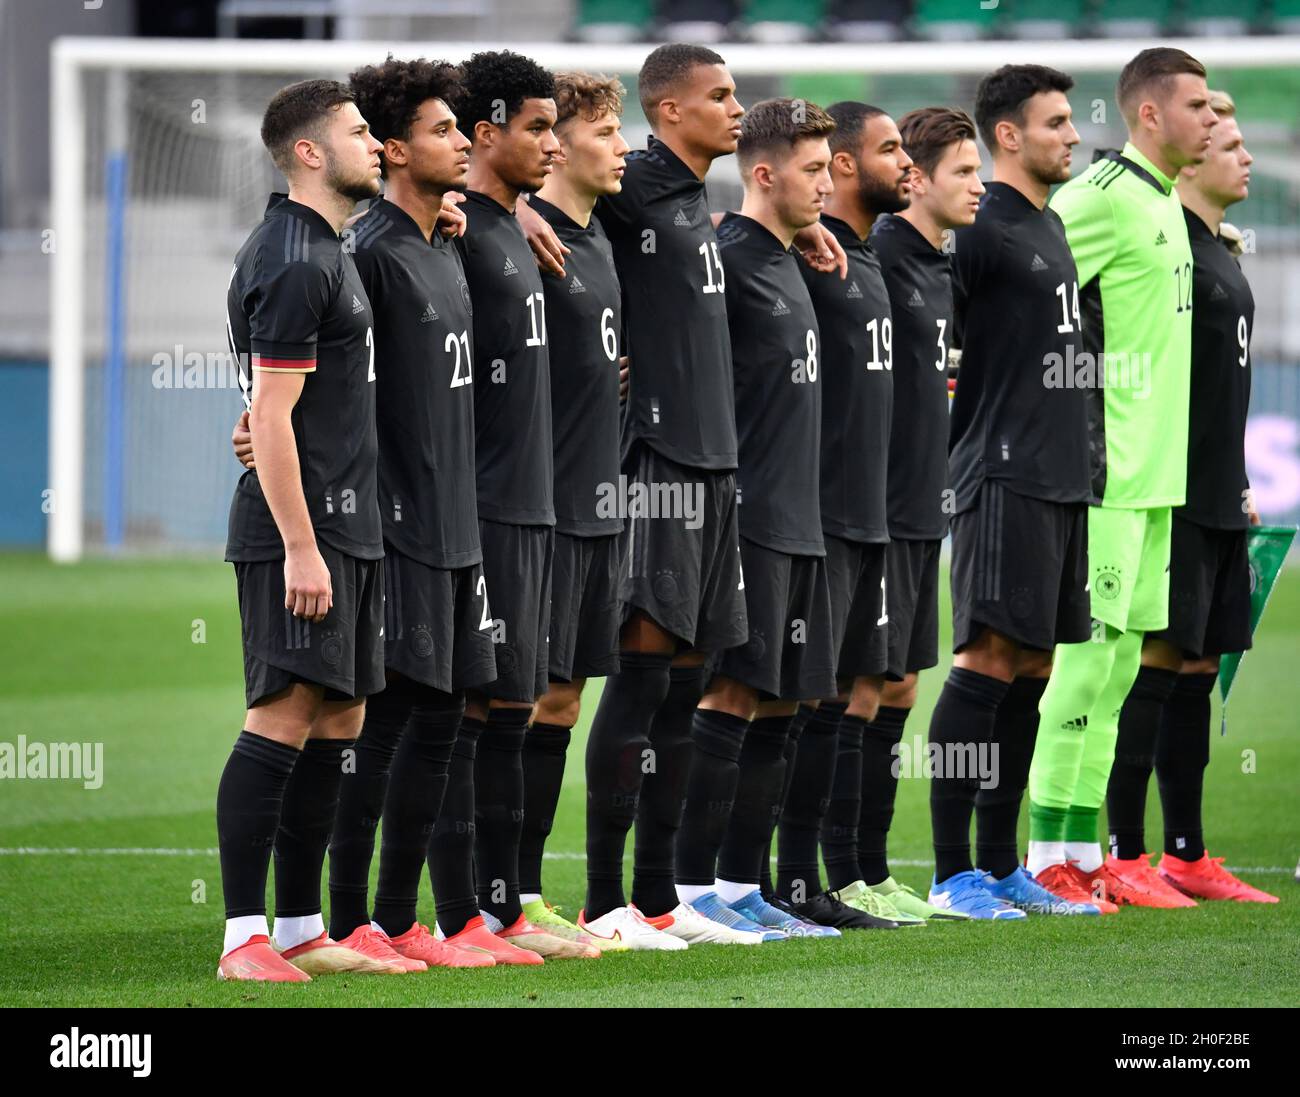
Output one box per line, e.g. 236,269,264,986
48,36,1300,560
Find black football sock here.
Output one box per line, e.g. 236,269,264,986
672,709,750,893
474,707,529,925
327,682,415,938
584,652,672,920
632,662,705,917
929,669,1010,883
217,731,300,919
975,676,1047,879
1106,666,1178,861
1156,672,1215,862
858,705,909,885
761,704,812,897
274,737,353,919
519,721,572,897
820,713,864,893
777,701,842,900
370,688,463,937
718,714,794,888
427,716,483,938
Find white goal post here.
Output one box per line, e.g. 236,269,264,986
48,34,1300,561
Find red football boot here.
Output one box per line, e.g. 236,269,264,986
1158,852,1280,903
218,935,311,982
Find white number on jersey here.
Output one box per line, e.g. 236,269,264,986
447,329,472,388
699,241,725,295
524,292,547,347
866,316,892,371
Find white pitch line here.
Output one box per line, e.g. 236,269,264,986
0,847,1292,874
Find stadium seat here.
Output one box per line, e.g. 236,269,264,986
1179,0,1261,36
743,0,826,43
1276,0,1300,33
659,0,738,43
913,0,1000,42
1003,0,1086,40
573,0,654,43
1090,0,1175,38
827,0,909,42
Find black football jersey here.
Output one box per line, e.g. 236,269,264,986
532,197,624,537
1181,206,1255,529
948,182,1093,513
870,213,953,541
801,213,893,545
350,197,481,569
225,193,381,562
595,136,737,471
456,190,554,527
718,213,824,556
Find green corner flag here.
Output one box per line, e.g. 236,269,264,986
1218,525,1297,731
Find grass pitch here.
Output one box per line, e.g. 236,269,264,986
1,554,1297,1007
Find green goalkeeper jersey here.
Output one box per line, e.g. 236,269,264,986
1049,141,1193,509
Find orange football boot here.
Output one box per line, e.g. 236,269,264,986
218,935,311,982
1158,852,1279,903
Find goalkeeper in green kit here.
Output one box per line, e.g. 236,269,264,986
1024,48,1219,908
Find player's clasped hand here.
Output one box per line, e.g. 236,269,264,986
284,546,332,622
437,190,468,238
232,409,255,469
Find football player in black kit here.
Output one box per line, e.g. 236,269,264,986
930,67,1101,918
775,101,937,928
866,108,986,919
217,80,388,982
1105,90,1279,905
437,51,597,961
515,71,639,948
516,47,845,945
321,57,506,970
686,98,857,941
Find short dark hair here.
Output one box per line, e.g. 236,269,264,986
260,79,355,176
897,106,977,178
458,50,555,136
826,101,888,157
637,43,727,126
975,65,1075,152
737,97,835,174
1117,47,1207,127
349,56,462,149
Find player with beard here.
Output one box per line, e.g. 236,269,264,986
1104,91,1277,905
772,101,937,928
428,50,596,961
931,65,1100,917
217,80,389,981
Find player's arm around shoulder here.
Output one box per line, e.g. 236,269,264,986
1048,175,1117,287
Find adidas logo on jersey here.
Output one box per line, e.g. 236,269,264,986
419,302,439,323
568,275,587,294
503,255,519,276
771,297,791,316
673,208,691,227
1030,253,1048,272
1154,230,1168,246
352,294,365,314
1210,282,1229,301
907,288,925,308
847,281,862,298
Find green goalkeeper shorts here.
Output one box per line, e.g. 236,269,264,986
1086,505,1172,633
